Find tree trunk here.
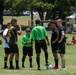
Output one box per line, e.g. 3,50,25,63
0,0,4,29
38,11,44,20
45,11,52,20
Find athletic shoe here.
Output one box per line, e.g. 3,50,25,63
9,66,14,70
60,67,66,70
37,67,41,70
16,66,20,70
4,66,8,69
52,66,59,69
22,65,25,68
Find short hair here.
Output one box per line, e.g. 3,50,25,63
35,19,41,24
57,19,62,23
25,28,31,32
11,19,17,24
51,22,57,27
7,22,11,26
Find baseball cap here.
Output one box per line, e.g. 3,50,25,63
25,28,31,32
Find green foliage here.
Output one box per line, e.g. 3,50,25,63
4,0,76,20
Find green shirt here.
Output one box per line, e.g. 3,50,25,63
22,34,31,47
31,26,48,41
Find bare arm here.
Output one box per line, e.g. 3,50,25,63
59,31,65,43
16,25,22,35
31,39,33,47
45,36,50,46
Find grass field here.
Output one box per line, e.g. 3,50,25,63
3,16,40,26
0,33,76,75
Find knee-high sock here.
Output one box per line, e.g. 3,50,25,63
4,57,7,67
45,52,48,63
55,59,58,67
36,57,40,68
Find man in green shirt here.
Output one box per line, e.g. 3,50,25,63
22,28,33,68
31,19,50,70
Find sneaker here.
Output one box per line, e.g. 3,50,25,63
16,66,20,70
60,67,66,70
52,66,59,69
9,66,14,69
37,67,41,70
22,65,25,68
4,66,8,69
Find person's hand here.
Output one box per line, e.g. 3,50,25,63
26,41,31,44
19,25,22,29
58,40,62,43
52,41,55,44
31,43,33,47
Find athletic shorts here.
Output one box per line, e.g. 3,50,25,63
51,43,58,53
58,42,65,54
4,48,10,54
9,44,19,54
23,46,33,56
35,40,47,53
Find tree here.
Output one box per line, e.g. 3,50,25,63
4,0,28,16
0,0,4,27
4,0,76,20
29,0,54,20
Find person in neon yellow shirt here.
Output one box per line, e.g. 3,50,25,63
22,28,33,68
9,19,22,69
31,19,50,70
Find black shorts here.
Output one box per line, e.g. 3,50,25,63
9,44,19,54
23,46,33,56
35,40,47,53
58,42,65,54
4,48,10,54
51,43,58,53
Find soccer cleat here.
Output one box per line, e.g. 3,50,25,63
37,67,41,70
60,67,66,70
16,66,20,69
9,66,14,69
52,66,59,69
4,66,8,69
22,65,25,68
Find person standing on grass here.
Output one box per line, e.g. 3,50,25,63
57,19,66,70
9,19,22,69
22,28,33,68
51,23,59,69
3,22,11,69
31,19,50,70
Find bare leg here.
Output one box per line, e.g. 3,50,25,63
60,54,65,68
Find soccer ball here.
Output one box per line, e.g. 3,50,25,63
46,64,52,70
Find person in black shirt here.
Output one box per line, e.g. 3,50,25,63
9,19,22,69
51,23,59,69
57,19,66,70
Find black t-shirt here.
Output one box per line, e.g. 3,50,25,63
51,29,58,44
58,26,65,43
9,26,18,44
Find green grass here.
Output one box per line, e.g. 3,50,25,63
3,16,40,26
0,34,76,75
